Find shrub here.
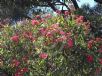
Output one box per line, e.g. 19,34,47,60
0,12,102,76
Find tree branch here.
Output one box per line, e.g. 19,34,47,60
94,0,102,4
71,0,79,9
47,1,70,13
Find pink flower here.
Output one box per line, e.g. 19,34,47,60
67,38,73,48
86,55,93,63
11,35,19,42
79,16,84,20
39,53,48,59
31,19,40,25
59,31,65,35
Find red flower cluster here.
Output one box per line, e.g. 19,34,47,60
36,15,41,19
15,68,28,76
39,53,48,59
86,55,93,63
31,19,40,25
11,35,19,42
67,38,73,48
64,11,70,16
59,31,65,35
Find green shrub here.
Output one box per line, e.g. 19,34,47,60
0,12,102,76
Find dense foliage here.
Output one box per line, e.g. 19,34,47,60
0,11,102,76
75,4,102,37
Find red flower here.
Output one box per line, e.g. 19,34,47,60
99,58,102,64
15,68,28,76
46,32,52,37
86,55,93,63
11,35,19,42
36,15,41,19
59,31,65,35
79,16,84,20
67,38,73,48
11,59,20,67
64,11,70,16
39,53,48,59
31,19,40,25
75,15,84,24
20,68,29,73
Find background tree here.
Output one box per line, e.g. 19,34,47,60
0,0,79,19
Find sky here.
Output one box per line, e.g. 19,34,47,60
78,0,97,7
58,0,97,10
